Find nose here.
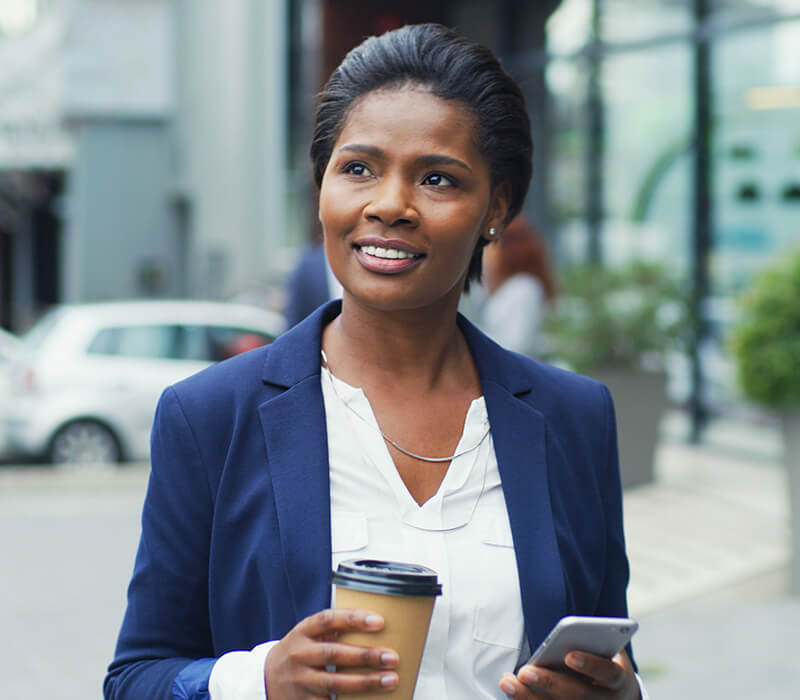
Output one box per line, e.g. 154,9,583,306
363,175,419,228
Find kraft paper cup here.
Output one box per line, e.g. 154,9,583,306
333,559,442,699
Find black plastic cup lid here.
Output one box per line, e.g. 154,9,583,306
332,559,442,597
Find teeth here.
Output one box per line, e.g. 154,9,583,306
360,245,417,260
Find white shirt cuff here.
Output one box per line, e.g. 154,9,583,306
636,672,649,699
208,641,279,700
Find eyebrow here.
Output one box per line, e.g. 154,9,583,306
336,144,473,174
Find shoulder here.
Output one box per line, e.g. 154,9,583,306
171,342,274,407
165,308,325,420
519,352,607,409
468,317,606,409
490,344,612,437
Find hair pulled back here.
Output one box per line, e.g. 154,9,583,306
311,23,533,289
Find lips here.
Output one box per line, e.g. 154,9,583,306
358,244,419,260
352,238,426,274
353,237,425,256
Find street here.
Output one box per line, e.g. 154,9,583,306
0,463,148,699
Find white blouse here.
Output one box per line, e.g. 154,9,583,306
323,365,528,699
207,366,647,699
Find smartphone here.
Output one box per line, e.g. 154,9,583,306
527,616,638,672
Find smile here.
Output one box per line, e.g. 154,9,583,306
352,241,426,275
358,245,423,260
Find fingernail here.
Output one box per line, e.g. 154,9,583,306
380,651,398,666
380,673,398,687
569,652,585,668
500,680,516,696
365,614,383,628
519,667,539,684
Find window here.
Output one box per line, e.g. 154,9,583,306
206,326,274,362
87,325,180,359
87,323,273,362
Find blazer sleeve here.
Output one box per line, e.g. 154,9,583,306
104,387,217,699
595,384,637,669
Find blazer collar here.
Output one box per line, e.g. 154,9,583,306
457,313,533,397
261,301,339,389
262,299,533,397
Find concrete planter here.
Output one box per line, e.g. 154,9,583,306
781,412,800,596
593,369,667,490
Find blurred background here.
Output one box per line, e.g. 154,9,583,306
1,0,799,698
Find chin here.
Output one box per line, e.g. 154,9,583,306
345,283,462,316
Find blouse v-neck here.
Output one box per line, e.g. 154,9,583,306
320,363,491,531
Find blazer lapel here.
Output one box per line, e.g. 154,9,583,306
259,379,332,622
460,316,568,648
257,303,341,622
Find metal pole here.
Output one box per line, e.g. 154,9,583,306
690,0,713,442
586,0,604,263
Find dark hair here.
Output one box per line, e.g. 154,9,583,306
311,23,533,290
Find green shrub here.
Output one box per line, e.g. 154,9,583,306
731,251,800,409
545,261,689,374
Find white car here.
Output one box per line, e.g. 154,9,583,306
0,327,22,357
4,300,285,464
0,328,23,458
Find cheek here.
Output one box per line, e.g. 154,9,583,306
318,180,358,234
431,209,485,253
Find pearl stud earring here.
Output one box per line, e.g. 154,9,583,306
488,227,497,237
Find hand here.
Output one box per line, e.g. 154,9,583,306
499,649,641,699
264,608,399,699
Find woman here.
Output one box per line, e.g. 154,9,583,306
481,214,557,358
105,24,644,700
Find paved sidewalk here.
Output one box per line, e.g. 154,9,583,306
624,426,799,698
625,441,788,616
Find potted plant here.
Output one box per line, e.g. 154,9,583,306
546,260,688,488
731,250,800,595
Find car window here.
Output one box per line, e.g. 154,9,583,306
87,325,181,359
87,327,120,355
207,326,274,362
180,325,210,361
87,323,273,362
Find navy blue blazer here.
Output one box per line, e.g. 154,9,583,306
105,301,632,699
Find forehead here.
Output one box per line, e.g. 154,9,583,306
334,86,484,162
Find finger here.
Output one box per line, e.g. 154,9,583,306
565,651,626,689
499,671,551,699
298,640,399,669
517,665,613,699
299,608,384,638
300,667,398,696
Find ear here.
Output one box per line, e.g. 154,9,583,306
482,181,512,241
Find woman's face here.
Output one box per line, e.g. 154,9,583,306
319,86,508,313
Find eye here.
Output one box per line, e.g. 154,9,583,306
342,161,372,177
422,172,456,188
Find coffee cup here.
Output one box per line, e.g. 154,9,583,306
332,559,442,699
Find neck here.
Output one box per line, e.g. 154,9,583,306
321,291,469,391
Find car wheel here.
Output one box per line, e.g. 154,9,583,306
49,420,121,465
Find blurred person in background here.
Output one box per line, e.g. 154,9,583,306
480,214,556,358
283,241,343,327
105,23,643,700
